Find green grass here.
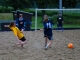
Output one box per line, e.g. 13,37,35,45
31,15,80,29
31,23,80,29
0,13,13,20
63,24,80,28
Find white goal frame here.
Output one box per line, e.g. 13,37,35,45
35,9,80,31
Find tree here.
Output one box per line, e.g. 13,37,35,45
76,0,80,2
1,0,78,11
30,0,58,21
2,0,31,11
63,0,77,8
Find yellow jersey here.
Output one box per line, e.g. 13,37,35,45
10,26,24,39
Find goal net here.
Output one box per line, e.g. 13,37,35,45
31,9,80,31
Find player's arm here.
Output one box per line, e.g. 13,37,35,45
15,20,18,27
62,17,64,24
50,20,54,26
57,17,59,24
21,19,26,32
40,28,44,31
62,21,63,24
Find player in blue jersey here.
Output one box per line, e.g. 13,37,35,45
15,14,26,32
57,13,64,32
41,15,54,50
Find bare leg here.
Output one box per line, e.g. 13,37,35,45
47,40,53,47
16,40,26,48
16,40,22,46
45,37,48,46
20,41,27,48
45,40,53,50
21,44,23,48
21,29,24,32
21,41,27,44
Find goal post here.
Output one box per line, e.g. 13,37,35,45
35,9,80,31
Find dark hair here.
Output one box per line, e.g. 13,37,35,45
9,22,15,27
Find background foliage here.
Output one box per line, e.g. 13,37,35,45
0,0,80,12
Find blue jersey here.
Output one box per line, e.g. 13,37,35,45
57,16,63,25
43,19,53,36
15,18,26,30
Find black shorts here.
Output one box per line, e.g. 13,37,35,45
57,24,63,28
20,36,26,41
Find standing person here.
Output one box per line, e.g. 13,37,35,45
41,15,54,50
15,14,26,32
57,13,64,32
9,22,27,48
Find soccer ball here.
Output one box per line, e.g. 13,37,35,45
68,43,74,49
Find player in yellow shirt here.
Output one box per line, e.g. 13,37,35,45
9,22,26,48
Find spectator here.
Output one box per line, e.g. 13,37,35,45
15,14,26,32
57,13,64,32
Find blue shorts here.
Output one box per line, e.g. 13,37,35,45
57,24,63,28
44,35,53,40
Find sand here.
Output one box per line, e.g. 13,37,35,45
0,30,80,60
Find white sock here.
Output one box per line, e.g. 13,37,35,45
46,45,48,48
47,42,51,47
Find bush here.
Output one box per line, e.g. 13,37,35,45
63,13,80,19
0,6,14,13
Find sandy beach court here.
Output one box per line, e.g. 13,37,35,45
0,30,80,60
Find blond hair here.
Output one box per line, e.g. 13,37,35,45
19,14,23,17
43,15,48,21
